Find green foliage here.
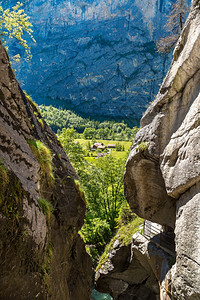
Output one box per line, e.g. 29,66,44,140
27,140,54,186
96,215,143,271
82,155,127,231
116,142,125,151
56,114,140,262
41,242,54,289
116,217,143,246
0,160,9,203
24,91,40,113
38,198,54,219
80,218,112,247
58,128,85,173
85,245,99,263
83,127,96,139
0,171,23,222
38,118,44,129
0,162,20,219
39,105,139,141
0,2,36,60
58,126,129,260
137,141,148,152
115,201,136,227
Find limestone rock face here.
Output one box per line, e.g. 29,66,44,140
124,1,200,299
0,42,92,299
6,0,174,124
96,233,172,300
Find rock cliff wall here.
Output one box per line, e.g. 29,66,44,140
96,1,200,299
0,41,92,299
124,0,200,298
7,0,175,124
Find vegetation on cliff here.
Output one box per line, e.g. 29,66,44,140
96,203,143,271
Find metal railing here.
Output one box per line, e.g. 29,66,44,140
143,220,175,256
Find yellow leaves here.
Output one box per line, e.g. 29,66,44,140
0,2,35,61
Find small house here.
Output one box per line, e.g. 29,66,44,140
107,144,116,148
91,142,105,150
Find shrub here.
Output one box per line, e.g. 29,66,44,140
0,160,9,203
137,141,148,152
80,218,112,247
28,140,54,186
96,215,143,271
116,201,136,226
38,198,54,220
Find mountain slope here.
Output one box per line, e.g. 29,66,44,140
9,0,174,125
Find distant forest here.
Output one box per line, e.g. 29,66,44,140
39,105,139,141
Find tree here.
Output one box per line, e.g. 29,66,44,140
82,155,127,231
0,2,35,60
157,0,189,54
58,127,85,172
83,127,96,139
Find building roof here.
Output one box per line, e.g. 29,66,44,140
97,153,106,158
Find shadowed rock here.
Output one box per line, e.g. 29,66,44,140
0,41,92,300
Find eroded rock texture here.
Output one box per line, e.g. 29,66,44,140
7,0,174,124
124,1,200,299
0,42,92,299
95,233,172,300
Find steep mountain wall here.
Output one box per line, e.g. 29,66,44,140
96,1,200,299
7,0,175,124
0,41,92,299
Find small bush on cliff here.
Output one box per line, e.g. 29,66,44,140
28,140,54,186
96,214,143,271
24,91,40,113
0,160,9,203
137,141,148,152
115,201,135,226
38,198,54,220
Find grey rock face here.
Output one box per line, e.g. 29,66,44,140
7,0,174,124
124,1,200,299
96,232,172,300
0,42,92,299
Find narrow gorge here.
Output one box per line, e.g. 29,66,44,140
0,0,200,299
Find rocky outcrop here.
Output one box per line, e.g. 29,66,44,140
96,1,200,299
0,41,92,299
7,0,174,124
124,0,200,299
96,232,173,300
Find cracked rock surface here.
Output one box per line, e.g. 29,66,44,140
124,1,200,299
0,42,92,300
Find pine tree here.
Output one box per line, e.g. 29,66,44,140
157,0,189,54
